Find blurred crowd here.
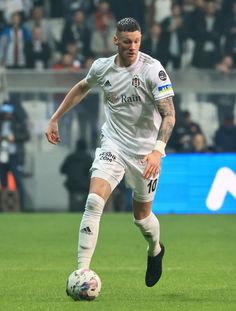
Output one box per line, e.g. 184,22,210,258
1,0,236,71
168,109,236,153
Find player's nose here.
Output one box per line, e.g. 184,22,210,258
129,42,136,50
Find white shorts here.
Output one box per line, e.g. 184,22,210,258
90,136,160,202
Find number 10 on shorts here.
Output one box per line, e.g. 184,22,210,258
147,179,157,193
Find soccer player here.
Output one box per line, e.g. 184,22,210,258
45,17,175,287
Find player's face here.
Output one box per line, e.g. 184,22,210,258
114,31,141,66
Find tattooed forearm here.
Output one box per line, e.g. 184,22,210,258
156,96,176,143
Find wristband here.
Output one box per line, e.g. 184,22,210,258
153,140,166,156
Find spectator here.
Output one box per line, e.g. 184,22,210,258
215,54,234,74
25,25,51,69
191,0,222,68
184,0,205,39
1,0,31,22
91,0,116,31
214,114,236,152
0,67,8,105
60,9,92,59
63,41,84,69
0,10,6,35
189,132,208,152
181,0,195,13
147,0,172,25
52,52,80,72
224,2,236,65
220,0,236,20
161,3,186,69
208,55,236,124
0,12,31,68
193,0,205,11
26,6,55,53
82,56,95,69
90,15,117,58
141,22,167,66
171,110,203,152
60,139,93,212
48,0,64,18
0,100,30,211
61,0,95,19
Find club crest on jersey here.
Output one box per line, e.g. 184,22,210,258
132,75,140,87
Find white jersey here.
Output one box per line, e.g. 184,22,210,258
85,51,174,155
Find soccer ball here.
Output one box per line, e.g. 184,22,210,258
66,269,101,301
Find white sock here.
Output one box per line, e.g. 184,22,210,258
78,193,105,269
134,212,161,257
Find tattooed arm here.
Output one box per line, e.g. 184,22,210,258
156,96,176,143
142,96,175,179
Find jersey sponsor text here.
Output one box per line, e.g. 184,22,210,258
121,94,141,103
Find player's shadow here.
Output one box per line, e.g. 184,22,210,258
162,293,207,303
161,288,236,303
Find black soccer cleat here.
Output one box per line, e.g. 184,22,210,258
145,243,165,287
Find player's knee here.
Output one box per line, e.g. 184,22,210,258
84,193,105,216
133,192,150,203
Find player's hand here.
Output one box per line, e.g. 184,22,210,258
45,120,61,145
141,150,162,179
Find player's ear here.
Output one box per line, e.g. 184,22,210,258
113,35,118,46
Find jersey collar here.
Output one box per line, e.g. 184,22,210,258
112,52,140,71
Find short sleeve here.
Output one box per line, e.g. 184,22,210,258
84,60,99,87
147,61,174,101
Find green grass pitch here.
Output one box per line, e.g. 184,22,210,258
0,213,235,311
